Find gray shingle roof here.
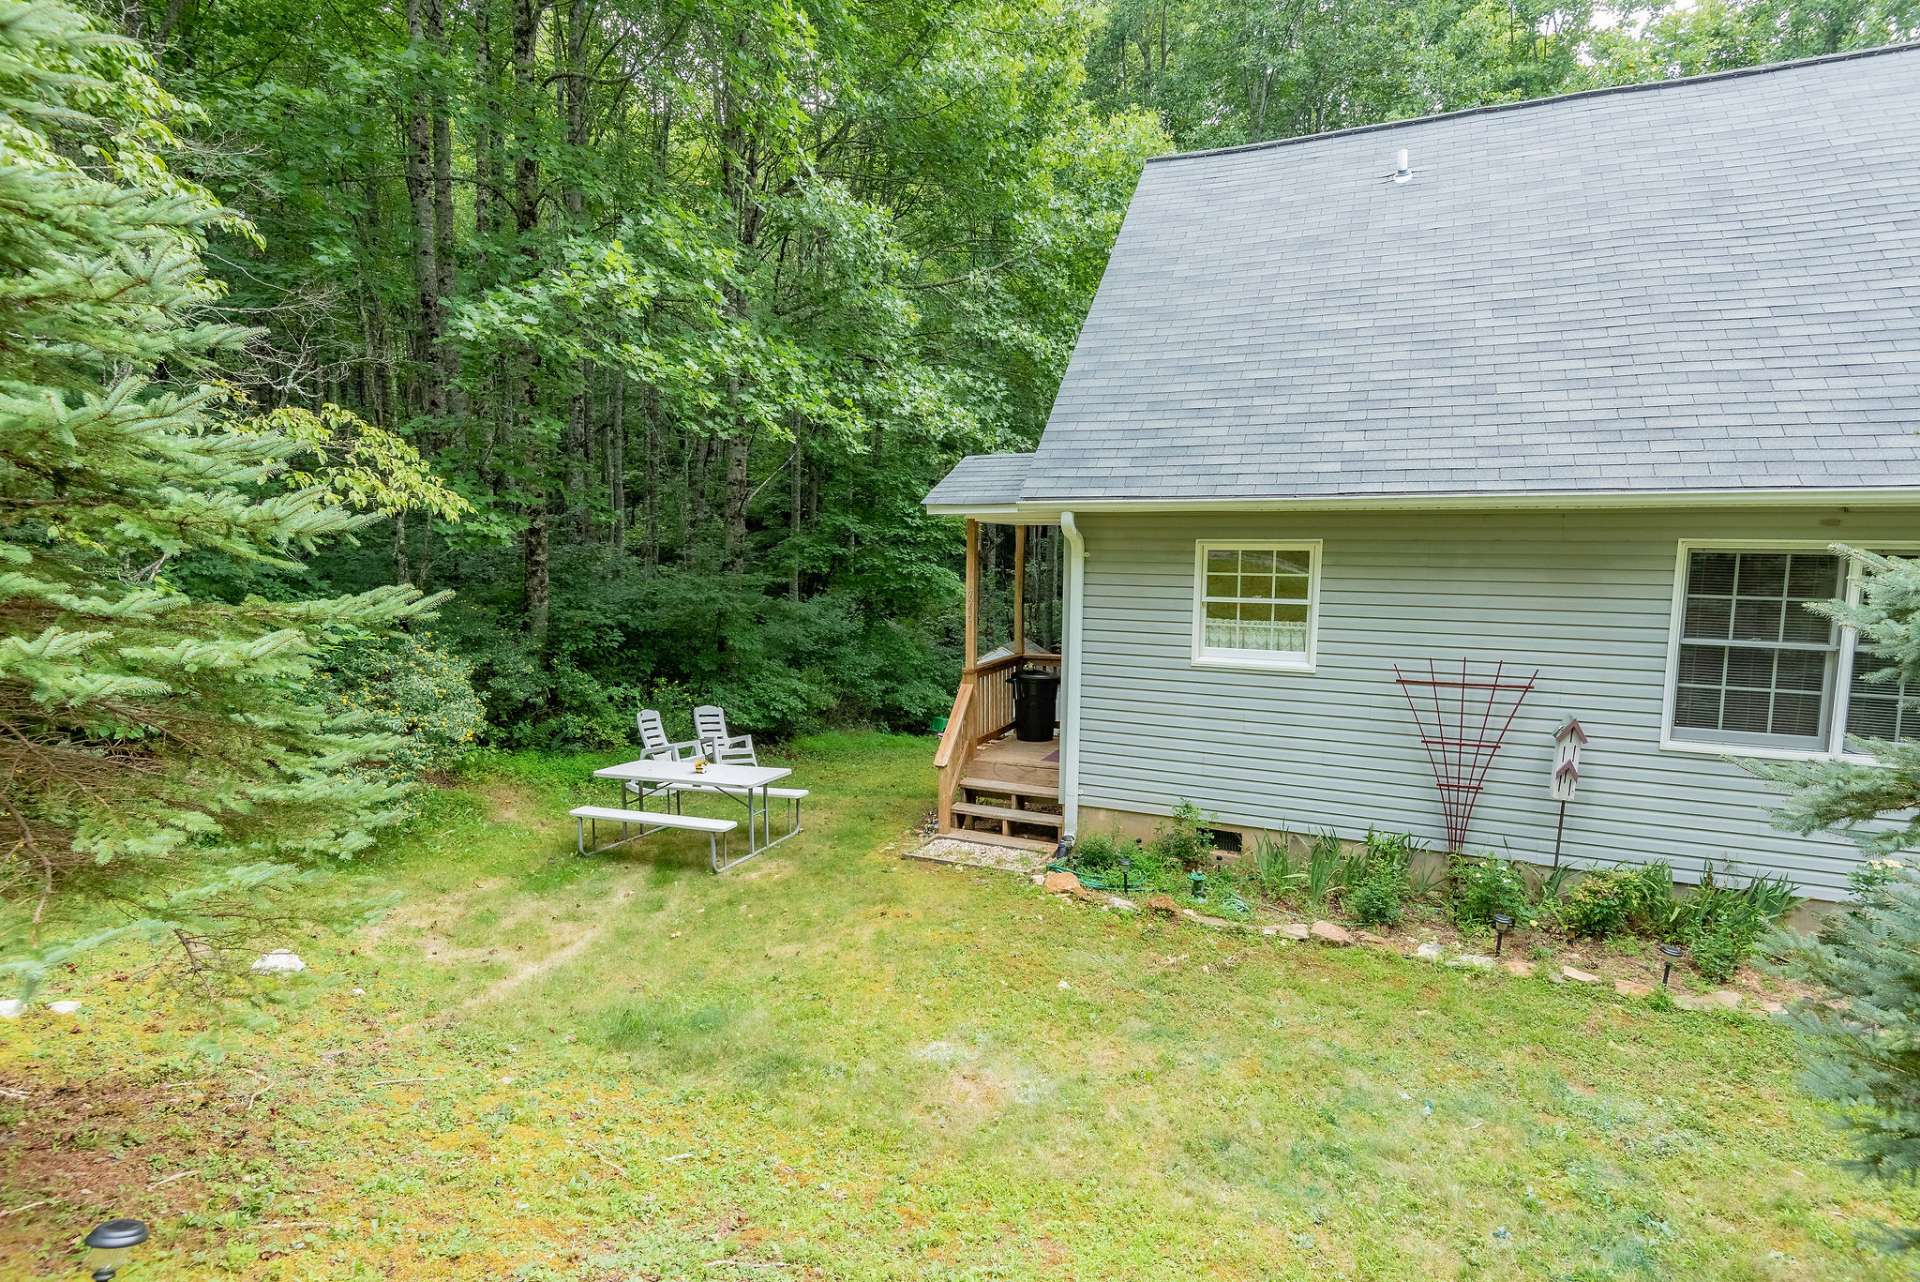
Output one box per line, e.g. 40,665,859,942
1015,44,1920,505
923,452,1034,508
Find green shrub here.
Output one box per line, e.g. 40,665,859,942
1347,834,1412,927
1553,869,1639,939
1152,800,1216,869
318,630,486,781
1553,863,1678,939
1690,905,1764,982
1304,831,1346,907
1452,856,1532,929
1070,832,1123,873
1250,834,1303,901
1672,866,1797,981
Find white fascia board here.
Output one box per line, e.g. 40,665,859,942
1011,487,1920,518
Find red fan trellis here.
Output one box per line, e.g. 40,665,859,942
1393,658,1537,852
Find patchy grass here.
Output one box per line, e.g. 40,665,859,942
2,733,1913,1279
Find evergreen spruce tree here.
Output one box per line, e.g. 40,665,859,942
0,1,447,993
1755,547,1920,1250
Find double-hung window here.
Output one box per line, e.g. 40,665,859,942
1664,543,1916,758
1192,541,1319,671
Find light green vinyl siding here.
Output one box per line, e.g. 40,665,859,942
1074,507,1920,900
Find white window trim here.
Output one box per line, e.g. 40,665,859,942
1190,539,1321,673
1659,539,1919,763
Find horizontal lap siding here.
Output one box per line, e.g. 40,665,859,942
1076,508,1920,900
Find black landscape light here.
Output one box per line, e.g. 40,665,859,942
1491,913,1513,956
1119,853,1132,895
1659,941,1684,988
83,1219,147,1281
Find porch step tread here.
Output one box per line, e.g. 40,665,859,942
952,801,1064,829
959,776,1060,800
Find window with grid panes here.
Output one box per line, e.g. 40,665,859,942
1194,542,1317,667
1841,551,1918,748
1670,549,1843,749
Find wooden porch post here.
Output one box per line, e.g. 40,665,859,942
1011,525,1026,656
963,518,979,672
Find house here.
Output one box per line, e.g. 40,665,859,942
921,44,1920,901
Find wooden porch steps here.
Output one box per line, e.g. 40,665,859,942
951,800,1063,830
959,776,1059,801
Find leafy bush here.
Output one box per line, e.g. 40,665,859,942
1553,863,1676,939
1670,867,1800,981
1250,834,1304,901
1152,800,1217,869
1452,856,1531,929
1689,905,1765,982
1338,831,1415,927
1347,852,1409,927
1304,831,1346,907
318,630,486,781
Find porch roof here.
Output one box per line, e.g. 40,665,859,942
923,452,1034,513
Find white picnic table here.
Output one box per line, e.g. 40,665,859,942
587,757,803,872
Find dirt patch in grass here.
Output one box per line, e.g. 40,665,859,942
0,1074,268,1273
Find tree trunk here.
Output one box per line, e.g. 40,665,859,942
608,377,626,552
404,0,441,421
523,511,550,641
429,0,460,419
473,0,497,242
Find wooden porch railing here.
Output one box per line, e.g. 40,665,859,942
933,652,1061,831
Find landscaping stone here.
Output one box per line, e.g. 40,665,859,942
1042,871,1081,895
1105,896,1138,913
1263,923,1311,941
0,999,20,1019
1357,931,1391,947
1447,953,1495,970
1181,909,1247,931
1500,958,1535,978
1143,894,1179,917
1614,979,1654,998
1560,966,1601,984
1414,941,1446,962
1759,999,1787,1016
1308,921,1354,946
251,949,306,975
1707,989,1742,1009
47,1000,81,1015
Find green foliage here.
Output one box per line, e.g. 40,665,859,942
1552,864,1677,940
1452,855,1532,929
1347,842,1411,928
0,0,448,991
315,630,484,784
1303,830,1347,908
1151,800,1217,870
1249,834,1304,901
1775,864,1920,1250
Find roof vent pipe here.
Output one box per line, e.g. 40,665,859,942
1392,148,1413,184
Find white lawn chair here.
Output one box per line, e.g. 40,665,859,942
637,709,700,762
688,704,808,832
693,704,757,766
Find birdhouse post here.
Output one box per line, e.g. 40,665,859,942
1549,718,1588,868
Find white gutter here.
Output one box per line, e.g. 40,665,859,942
1058,510,1086,840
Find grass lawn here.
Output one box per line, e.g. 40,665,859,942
3,733,1913,1279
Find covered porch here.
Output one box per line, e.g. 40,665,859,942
932,513,1067,850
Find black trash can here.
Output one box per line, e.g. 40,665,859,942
1010,667,1061,742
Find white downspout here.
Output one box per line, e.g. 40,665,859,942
1058,511,1086,839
